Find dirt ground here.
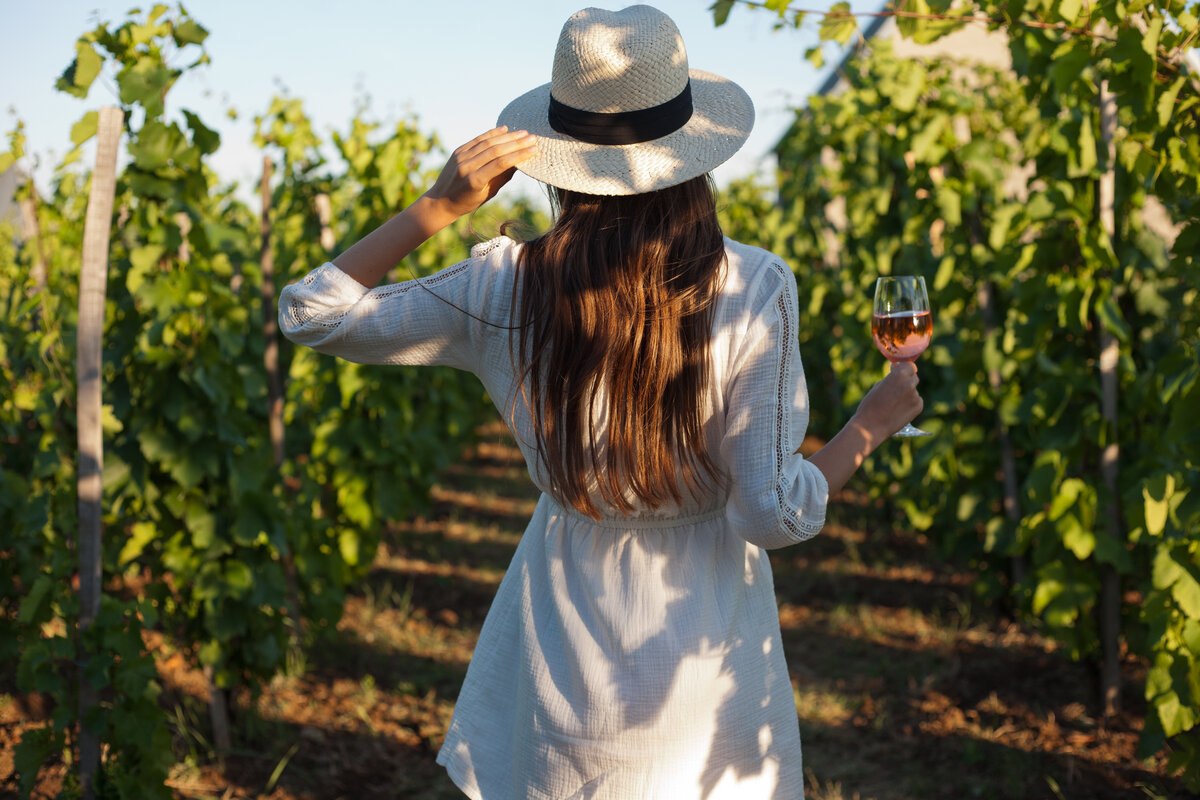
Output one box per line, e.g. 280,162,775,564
1,424,1190,799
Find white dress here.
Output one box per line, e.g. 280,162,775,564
279,236,829,800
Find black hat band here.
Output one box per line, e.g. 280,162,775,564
548,81,693,146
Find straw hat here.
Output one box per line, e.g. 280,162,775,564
497,5,754,196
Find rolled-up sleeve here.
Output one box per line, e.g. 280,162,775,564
279,239,513,372
721,264,828,549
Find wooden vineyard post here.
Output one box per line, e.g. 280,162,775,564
175,211,191,264
258,156,306,643
1097,78,1122,719
315,192,335,253
76,105,123,800
203,661,231,756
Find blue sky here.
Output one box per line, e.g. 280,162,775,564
1,1,868,204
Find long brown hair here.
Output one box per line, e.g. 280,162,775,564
511,175,726,519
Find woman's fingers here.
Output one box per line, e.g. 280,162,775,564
458,131,537,182
426,128,538,218
855,360,925,438
456,134,537,197
456,126,527,158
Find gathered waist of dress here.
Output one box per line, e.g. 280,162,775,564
541,494,727,530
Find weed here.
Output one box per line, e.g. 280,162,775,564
264,742,300,794
168,699,213,766
805,768,866,800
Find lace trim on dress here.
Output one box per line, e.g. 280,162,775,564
423,260,472,287
770,262,823,541
288,259,476,332
469,238,505,259
290,265,347,329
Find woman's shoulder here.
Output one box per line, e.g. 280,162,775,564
468,235,520,262
721,237,797,313
723,235,777,262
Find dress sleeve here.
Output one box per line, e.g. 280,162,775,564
277,238,512,372
720,261,829,549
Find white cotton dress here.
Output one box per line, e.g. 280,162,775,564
279,236,829,800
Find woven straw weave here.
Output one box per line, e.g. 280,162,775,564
498,5,754,195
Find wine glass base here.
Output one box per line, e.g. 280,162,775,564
892,423,933,438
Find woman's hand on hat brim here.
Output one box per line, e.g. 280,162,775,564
424,127,538,224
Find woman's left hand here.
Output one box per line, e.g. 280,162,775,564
424,127,538,221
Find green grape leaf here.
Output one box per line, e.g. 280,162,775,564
224,560,253,593
1173,564,1200,618
1095,295,1131,344
1068,113,1097,177
911,112,949,163
116,57,178,119
1143,474,1175,536
184,505,215,549
818,2,857,45
1156,689,1198,738
14,726,61,797
339,529,361,567
172,18,209,46
182,109,220,155
55,40,104,98
1049,42,1090,95
17,576,54,625
119,522,159,565
1157,76,1186,128
70,111,99,146
710,0,735,27
1056,0,1083,24
1183,620,1200,657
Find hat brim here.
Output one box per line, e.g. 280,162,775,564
496,69,754,196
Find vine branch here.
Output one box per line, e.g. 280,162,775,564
723,0,1200,75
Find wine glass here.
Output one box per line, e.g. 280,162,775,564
872,276,933,438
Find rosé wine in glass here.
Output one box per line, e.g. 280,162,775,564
872,276,933,438
871,310,932,363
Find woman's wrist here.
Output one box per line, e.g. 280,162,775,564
332,195,458,288
845,411,884,457
409,193,461,237
807,416,879,497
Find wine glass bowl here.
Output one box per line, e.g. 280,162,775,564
872,276,933,438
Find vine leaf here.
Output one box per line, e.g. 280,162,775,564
1157,76,1186,128
1095,295,1131,344
116,58,179,119
70,111,99,146
1142,474,1175,536
55,40,104,98
710,0,735,27
818,2,858,45
172,18,209,47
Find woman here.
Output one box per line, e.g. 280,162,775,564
280,6,922,799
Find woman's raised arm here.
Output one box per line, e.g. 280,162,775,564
332,127,537,288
